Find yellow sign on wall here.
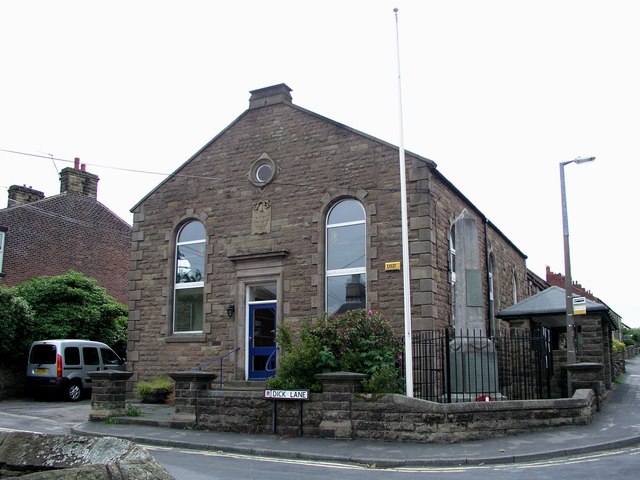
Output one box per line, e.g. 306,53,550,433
573,296,586,315
385,261,401,271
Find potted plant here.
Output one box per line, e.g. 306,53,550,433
136,375,174,404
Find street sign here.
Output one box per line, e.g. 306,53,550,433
573,296,586,315
264,389,309,400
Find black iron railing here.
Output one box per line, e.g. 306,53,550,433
411,330,552,402
191,347,240,388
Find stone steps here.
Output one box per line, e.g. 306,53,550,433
219,380,267,391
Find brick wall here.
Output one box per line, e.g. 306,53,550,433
0,195,131,305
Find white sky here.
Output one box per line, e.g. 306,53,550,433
1,1,638,327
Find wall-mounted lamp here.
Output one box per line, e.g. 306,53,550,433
226,304,235,318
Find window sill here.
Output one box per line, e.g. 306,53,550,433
165,333,206,343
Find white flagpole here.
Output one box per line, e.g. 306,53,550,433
394,7,414,398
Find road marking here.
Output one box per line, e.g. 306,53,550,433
0,427,42,435
144,444,640,473
145,446,378,471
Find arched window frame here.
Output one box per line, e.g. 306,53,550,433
488,252,497,337
448,225,456,324
488,254,495,303
173,220,206,333
325,199,366,316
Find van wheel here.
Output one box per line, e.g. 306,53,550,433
66,381,82,402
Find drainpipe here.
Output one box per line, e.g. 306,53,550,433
484,217,494,338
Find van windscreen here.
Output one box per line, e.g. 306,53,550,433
30,344,56,364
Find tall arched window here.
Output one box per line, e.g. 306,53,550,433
325,199,366,316
488,253,496,336
174,221,206,332
449,226,456,324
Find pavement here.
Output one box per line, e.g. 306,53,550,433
72,357,640,468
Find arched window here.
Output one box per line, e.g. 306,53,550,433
325,199,366,315
174,221,206,332
488,253,497,336
512,270,518,304
488,255,495,303
449,226,456,323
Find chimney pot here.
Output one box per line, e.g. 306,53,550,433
81,163,86,172
74,157,80,169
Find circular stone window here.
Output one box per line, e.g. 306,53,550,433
248,154,277,187
255,162,273,183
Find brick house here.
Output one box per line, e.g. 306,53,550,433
127,83,531,389
0,159,131,304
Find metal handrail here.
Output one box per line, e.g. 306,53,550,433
191,347,240,388
265,349,277,371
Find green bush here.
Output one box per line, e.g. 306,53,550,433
267,309,404,394
136,375,174,396
12,270,128,357
622,326,640,346
612,338,626,353
0,287,34,362
267,322,324,392
362,364,405,394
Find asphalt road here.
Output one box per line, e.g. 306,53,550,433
2,398,640,480
0,397,91,435
147,443,640,480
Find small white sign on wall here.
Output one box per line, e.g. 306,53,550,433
264,389,309,400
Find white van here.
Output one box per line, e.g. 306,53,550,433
26,339,126,401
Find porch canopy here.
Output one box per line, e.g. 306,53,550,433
496,286,618,331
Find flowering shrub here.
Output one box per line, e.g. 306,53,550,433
612,338,626,353
267,309,404,394
475,394,494,402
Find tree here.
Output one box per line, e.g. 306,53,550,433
621,326,640,347
0,287,34,362
11,270,128,358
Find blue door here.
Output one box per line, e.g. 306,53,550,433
248,303,277,380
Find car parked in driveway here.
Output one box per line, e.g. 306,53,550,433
26,339,126,401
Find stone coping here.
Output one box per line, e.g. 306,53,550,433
566,362,604,371
315,371,369,381
364,388,595,413
88,370,133,380
169,371,218,381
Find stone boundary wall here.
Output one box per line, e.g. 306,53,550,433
88,370,133,420
188,388,597,444
92,371,599,444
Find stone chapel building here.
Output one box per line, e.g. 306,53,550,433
127,84,528,387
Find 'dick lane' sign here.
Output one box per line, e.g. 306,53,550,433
264,389,309,400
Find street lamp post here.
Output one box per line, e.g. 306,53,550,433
560,156,595,365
